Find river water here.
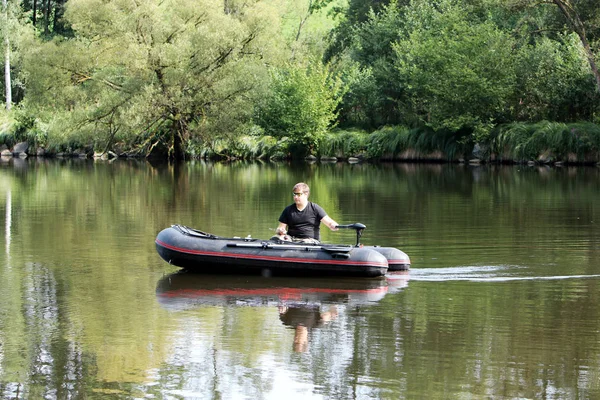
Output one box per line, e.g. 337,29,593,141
0,158,598,399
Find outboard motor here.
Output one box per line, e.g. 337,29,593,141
337,223,366,247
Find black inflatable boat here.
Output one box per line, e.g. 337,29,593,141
155,223,410,278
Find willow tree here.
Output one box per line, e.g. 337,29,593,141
22,0,284,159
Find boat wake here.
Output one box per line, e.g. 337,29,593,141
407,266,600,282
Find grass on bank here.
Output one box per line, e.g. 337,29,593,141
362,126,471,161
0,111,16,147
2,111,600,163
491,121,600,163
318,122,600,163
316,126,471,161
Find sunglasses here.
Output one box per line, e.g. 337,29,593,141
292,192,304,197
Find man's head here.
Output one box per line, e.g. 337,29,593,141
293,182,309,196
292,182,310,205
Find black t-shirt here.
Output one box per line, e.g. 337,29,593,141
279,202,327,240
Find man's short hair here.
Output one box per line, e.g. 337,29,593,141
293,182,310,195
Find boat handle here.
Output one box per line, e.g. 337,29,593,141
330,252,351,259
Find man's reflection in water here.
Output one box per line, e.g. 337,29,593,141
278,305,339,352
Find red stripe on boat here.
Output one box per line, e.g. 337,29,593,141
159,286,389,298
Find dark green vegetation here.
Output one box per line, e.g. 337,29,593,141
2,0,600,163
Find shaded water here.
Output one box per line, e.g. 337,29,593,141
0,158,598,399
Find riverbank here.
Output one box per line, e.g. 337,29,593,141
1,121,599,166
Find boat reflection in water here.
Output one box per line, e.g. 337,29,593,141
155,272,410,310
156,271,410,352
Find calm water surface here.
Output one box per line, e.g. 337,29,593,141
0,158,599,399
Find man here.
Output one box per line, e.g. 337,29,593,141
275,182,338,243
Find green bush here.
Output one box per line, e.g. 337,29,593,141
254,62,344,158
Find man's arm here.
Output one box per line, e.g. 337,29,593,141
321,215,339,231
276,222,288,236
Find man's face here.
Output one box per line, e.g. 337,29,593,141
293,190,307,205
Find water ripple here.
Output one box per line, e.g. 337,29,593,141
408,266,600,282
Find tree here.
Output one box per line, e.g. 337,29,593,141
20,0,70,36
393,0,517,139
550,0,600,93
332,2,407,128
325,0,397,62
508,0,600,93
331,0,599,133
290,0,333,60
22,0,284,159
512,33,596,121
254,61,344,156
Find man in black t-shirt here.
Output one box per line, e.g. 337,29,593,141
275,182,339,243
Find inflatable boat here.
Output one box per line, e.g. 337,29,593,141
155,223,410,278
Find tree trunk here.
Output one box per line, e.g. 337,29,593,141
171,124,185,161
3,0,11,110
223,0,232,15
32,0,37,26
578,34,600,94
43,0,50,34
53,0,65,33
552,0,600,93
291,0,313,60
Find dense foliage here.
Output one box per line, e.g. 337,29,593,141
254,61,344,157
1,0,600,162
